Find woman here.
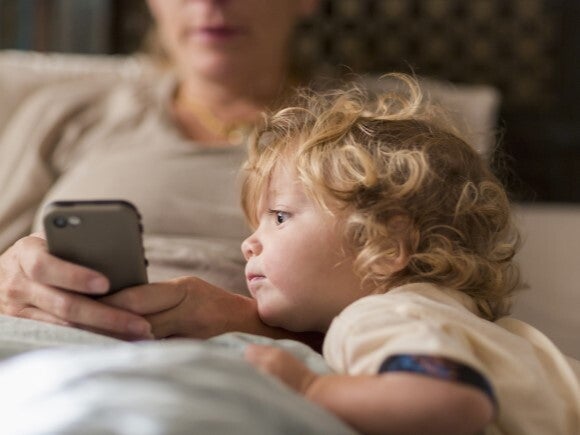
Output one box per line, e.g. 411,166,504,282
0,0,320,342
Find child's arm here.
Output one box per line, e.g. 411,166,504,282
245,345,494,435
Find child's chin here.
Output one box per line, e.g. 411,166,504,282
258,308,305,332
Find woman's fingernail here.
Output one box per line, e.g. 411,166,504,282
88,277,109,293
129,320,151,337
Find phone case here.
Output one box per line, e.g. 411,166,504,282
43,200,148,294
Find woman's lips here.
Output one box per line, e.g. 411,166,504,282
186,26,246,43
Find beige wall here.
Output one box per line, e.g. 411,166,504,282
512,204,580,359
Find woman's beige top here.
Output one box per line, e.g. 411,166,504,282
0,71,249,292
324,283,580,435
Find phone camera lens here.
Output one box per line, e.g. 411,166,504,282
53,216,68,228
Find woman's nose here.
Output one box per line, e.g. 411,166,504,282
241,232,261,260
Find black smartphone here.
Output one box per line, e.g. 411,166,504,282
43,200,148,294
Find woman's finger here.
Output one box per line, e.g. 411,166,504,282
144,309,181,339
17,236,109,296
16,305,71,327
102,281,186,315
27,281,152,339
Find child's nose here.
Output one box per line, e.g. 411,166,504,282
241,233,261,260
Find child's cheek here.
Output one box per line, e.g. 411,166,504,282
263,256,291,291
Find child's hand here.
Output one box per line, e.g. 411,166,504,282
244,344,318,395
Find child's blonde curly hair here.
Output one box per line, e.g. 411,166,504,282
241,74,521,321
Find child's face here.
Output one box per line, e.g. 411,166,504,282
241,164,367,332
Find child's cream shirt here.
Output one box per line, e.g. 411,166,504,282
323,283,580,434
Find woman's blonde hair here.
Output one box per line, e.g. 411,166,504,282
241,74,521,320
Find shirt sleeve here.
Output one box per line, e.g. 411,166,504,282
378,354,497,405
322,284,490,378
0,91,58,251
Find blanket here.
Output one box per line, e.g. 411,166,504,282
0,316,355,435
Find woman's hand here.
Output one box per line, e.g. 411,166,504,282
102,276,260,339
0,233,153,339
102,276,326,349
244,344,319,394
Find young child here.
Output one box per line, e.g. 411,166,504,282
240,74,580,435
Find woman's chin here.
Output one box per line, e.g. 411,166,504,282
181,55,246,82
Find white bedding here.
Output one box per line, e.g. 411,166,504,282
0,316,355,435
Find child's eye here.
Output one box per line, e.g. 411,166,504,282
268,209,290,225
